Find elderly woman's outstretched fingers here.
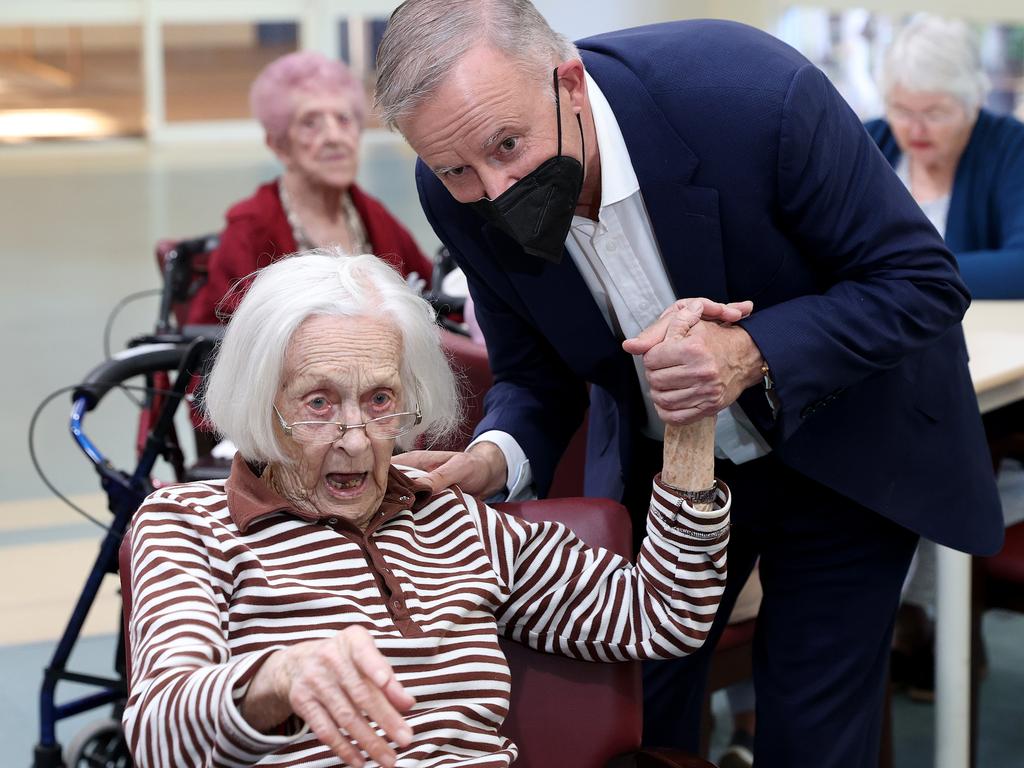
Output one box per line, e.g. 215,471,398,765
244,626,414,767
288,628,414,766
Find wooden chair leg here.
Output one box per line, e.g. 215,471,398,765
699,690,713,759
879,679,893,768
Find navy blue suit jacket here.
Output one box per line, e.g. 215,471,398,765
416,20,1003,555
866,110,1024,299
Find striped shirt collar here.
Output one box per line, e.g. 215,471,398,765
225,453,434,534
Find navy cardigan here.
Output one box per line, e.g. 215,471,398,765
866,110,1024,299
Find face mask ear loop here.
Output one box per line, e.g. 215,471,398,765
553,67,564,157
577,112,584,170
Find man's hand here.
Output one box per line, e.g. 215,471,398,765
394,440,507,498
242,626,415,768
622,298,764,425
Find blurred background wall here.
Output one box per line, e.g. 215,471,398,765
2,0,1022,144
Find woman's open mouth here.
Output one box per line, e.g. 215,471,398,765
325,472,367,496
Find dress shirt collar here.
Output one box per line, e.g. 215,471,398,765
583,71,640,214
225,453,433,534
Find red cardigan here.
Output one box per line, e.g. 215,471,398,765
187,180,433,324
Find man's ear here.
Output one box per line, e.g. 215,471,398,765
556,59,587,115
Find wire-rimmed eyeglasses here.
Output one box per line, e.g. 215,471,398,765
886,103,964,127
274,404,422,444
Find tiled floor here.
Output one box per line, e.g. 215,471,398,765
1,137,1021,766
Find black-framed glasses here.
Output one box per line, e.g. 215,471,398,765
274,404,422,444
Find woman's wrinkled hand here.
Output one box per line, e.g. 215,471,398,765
244,626,415,768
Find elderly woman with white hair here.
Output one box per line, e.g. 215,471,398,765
188,51,433,327
867,13,1024,299
122,250,731,768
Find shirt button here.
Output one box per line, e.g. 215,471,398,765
392,600,400,608
606,240,618,252
327,517,338,525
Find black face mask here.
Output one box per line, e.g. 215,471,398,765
468,68,584,264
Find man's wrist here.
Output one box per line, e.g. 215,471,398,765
467,440,508,499
731,326,767,389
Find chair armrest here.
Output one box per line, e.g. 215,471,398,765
608,749,717,768
637,748,717,768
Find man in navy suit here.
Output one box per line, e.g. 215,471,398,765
375,2,1003,765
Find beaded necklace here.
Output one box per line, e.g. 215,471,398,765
279,180,371,255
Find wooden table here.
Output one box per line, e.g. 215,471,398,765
936,300,1024,768
963,301,1024,413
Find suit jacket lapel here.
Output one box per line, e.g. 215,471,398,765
581,49,729,303
481,224,626,377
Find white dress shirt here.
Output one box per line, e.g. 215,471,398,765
896,155,950,239
473,73,770,499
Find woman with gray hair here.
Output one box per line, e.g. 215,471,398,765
867,13,1024,298
121,249,731,767
188,51,433,328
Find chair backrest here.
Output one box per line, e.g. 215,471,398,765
982,520,1024,613
155,234,218,331
436,329,494,452
440,329,589,498
493,497,642,768
118,497,641,766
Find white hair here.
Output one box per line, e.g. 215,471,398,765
375,0,579,129
202,249,461,464
880,14,990,112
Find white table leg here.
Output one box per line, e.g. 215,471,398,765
935,544,971,768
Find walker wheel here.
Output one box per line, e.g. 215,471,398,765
63,718,131,768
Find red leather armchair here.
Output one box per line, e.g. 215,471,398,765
494,497,714,768
967,520,1024,766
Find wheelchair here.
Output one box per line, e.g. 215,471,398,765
31,234,222,768
33,330,222,768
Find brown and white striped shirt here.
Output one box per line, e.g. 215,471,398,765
123,455,729,767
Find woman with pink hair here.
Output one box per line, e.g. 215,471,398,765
189,51,433,324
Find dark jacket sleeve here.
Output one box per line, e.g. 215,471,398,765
740,65,970,441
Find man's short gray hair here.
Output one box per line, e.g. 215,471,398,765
202,249,461,465
375,0,579,129
880,14,990,112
